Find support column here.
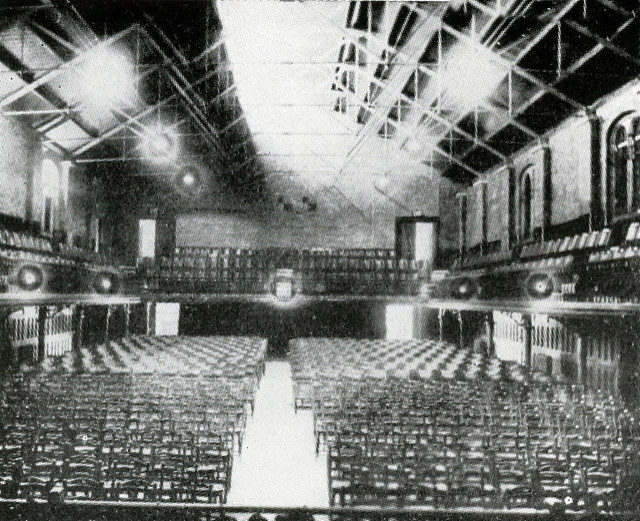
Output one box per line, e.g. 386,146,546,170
457,311,464,349
523,314,533,368
123,304,131,338
145,302,155,336
576,335,587,387
479,181,488,254
507,165,517,247
72,305,85,351
485,312,495,357
540,139,552,239
37,306,47,363
0,308,14,369
438,308,444,342
587,108,604,229
104,305,112,346
456,193,467,257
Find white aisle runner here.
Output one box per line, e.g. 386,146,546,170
227,360,329,507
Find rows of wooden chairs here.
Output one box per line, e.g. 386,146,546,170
442,222,640,304
174,247,396,262
42,335,266,377
0,336,267,504
0,229,52,254
289,339,534,411
151,248,425,296
289,338,640,513
0,227,117,270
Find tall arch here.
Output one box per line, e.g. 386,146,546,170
607,112,639,219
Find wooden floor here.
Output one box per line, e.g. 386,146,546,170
227,360,329,507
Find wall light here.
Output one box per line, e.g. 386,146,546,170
452,277,476,299
525,273,554,299
16,264,45,292
93,272,120,294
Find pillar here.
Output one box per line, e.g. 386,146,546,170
456,193,467,256
587,108,604,229
145,302,155,336
479,181,488,254
72,305,85,351
507,165,517,247
124,304,131,338
540,139,552,239
457,311,464,349
523,314,533,368
104,305,112,346
485,312,495,357
0,308,14,368
37,306,47,363
438,308,444,342
576,336,587,387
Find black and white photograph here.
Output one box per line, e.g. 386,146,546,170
0,0,639,519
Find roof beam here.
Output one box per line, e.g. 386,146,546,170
394,1,530,161
506,0,581,63
385,3,540,141
0,45,99,139
458,14,637,166
2,107,68,117
219,114,245,134
138,26,208,111
193,37,226,64
136,27,225,156
36,112,69,132
0,24,139,109
308,3,509,166
25,19,180,135
141,12,189,67
332,81,483,177
564,18,640,68
72,66,222,156
437,21,585,111
490,13,636,123
137,26,234,158
19,21,222,158
592,0,634,18
400,3,584,113
342,5,446,167
456,0,507,19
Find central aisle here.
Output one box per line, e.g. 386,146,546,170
227,360,329,507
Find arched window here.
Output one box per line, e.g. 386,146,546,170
612,125,628,215
519,168,533,241
41,159,60,235
609,114,640,218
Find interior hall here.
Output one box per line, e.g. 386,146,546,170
1,1,640,520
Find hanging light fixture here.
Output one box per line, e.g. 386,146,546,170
141,124,178,163
173,166,202,196
79,47,136,111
